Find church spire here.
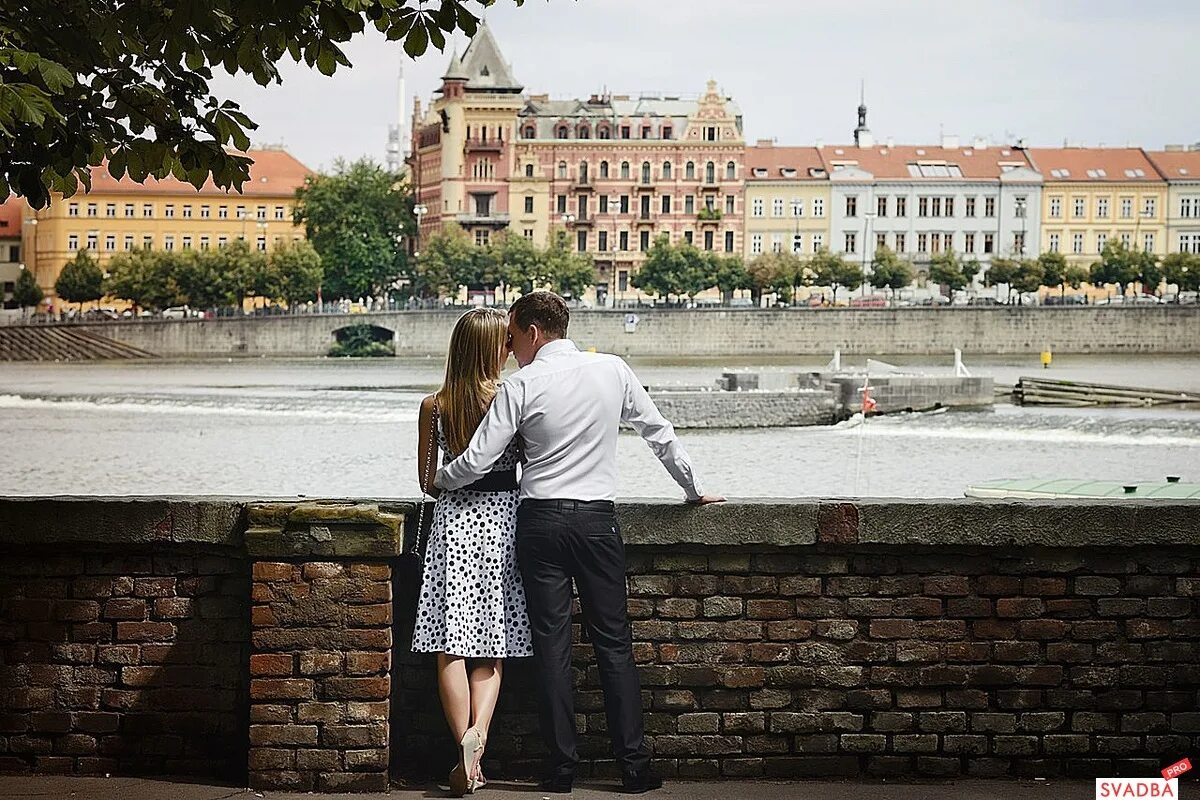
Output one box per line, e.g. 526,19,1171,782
457,18,523,93
854,81,873,148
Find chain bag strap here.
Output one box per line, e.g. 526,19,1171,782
412,398,438,560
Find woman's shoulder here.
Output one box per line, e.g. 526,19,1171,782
420,393,439,416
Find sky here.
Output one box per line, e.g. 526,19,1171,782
209,0,1200,173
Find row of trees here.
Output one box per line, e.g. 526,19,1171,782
48,240,322,312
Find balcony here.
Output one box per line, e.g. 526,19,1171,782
464,138,503,153
635,179,655,192
571,177,595,192
456,212,511,227
700,179,721,190
635,213,655,225
697,208,723,224
571,214,595,227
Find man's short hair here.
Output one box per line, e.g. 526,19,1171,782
510,291,569,339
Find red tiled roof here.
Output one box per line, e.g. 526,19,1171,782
1025,147,1162,182
818,144,1034,179
84,149,313,197
1143,150,1200,181
0,197,24,238
745,145,827,180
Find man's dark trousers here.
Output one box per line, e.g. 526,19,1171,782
516,499,650,781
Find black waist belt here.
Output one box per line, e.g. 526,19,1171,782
462,469,518,493
520,499,615,512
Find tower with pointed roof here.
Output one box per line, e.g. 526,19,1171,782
854,83,874,149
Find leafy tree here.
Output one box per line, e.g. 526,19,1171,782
811,248,861,301
266,240,324,307
209,239,267,311
1162,252,1200,299
1038,251,1068,298
293,158,412,299
746,252,792,304
1064,264,1089,292
869,246,914,298
13,267,43,313
712,255,750,304
1090,240,1144,297
416,223,473,298
2,1,517,208
489,230,541,302
633,234,687,302
675,242,716,300
1011,259,1045,296
544,235,596,299
928,251,969,292
104,248,174,311
54,249,104,309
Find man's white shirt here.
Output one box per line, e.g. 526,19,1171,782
434,338,703,501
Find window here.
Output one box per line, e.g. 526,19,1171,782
556,195,567,214
620,195,629,214
1182,197,1195,218
1048,233,1059,253
726,161,736,180
657,161,670,182
752,198,764,217
237,205,248,220
965,197,976,217
600,161,609,179
964,232,976,253
685,162,695,180
773,198,784,217
1144,197,1157,217
558,162,568,179
523,196,534,214
599,195,609,214
751,233,763,254
105,234,116,251
705,162,716,184
86,232,97,250
219,205,228,219
1120,197,1133,218
598,231,608,252
725,195,735,215
274,206,285,221
844,232,857,254
792,233,803,253
983,233,995,254
620,162,630,180
876,232,886,251
703,230,714,251
182,235,192,250
916,233,927,254
620,126,631,139
1013,232,1025,253
684,195,695,215
68,203,79,217
179,205,190,219
705,126,717,142
143,234,154,248
164,235,174,251
641,126,651,139
105,203,116,218
792,198,803,217
931,197,942,217
577,230,588,252
619,231,629,250
1120,233,1132,247
813,198,824,218
703,195,715,212
1073,197,1085,218
1144,233,1155,252
199,235,210,251
640,195,652,218
1072,233,1084,254
771,234,783,253
1049,197,1062,218
556,125,569,140
123,234,134,251
918,197,928,217
164,204,174,218
640,230,651,251
846,196,858,217
895,232,906,252
641,162,651,184
525,164,535,178
684,231,694,245
812,233,824,251
578,126,590,140
1096,233,1108,252
217,235,227,248
725,231,734,253
67,234,79,251
661,195,671,214
1097,197,1110,218
931,232,943,253
895,197,906,218
475,229,490,247
945,197,954,217
984,197,996,218
662,126,672,140
142,203,153,218
877,196,887,217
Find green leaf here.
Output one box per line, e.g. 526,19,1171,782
403,23,428,58
107,149,127,179
315,45,337,76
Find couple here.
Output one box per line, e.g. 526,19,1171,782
412,291,723,796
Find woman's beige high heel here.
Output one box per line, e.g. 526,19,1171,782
450,727,483,796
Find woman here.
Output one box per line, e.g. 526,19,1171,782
413,307,532,796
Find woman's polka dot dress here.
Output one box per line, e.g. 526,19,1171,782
412,419,533,659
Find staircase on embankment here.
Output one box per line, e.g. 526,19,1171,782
0,325,158,361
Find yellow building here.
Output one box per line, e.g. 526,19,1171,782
743,143,830,261
1027,148,1167,266
22,147,312,308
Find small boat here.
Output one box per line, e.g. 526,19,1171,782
965,477,1200,500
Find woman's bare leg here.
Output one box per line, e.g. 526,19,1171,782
467,658,504,775
436,653,471,742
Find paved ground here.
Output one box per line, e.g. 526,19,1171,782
0,776,1103,800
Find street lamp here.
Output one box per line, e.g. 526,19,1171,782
861,211,877,297
1014,197,1027,258
609,194,622,306
413,203,428,257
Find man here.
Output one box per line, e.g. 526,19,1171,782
435,291,723,794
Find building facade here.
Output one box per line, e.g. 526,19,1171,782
826,138,1042,282
0,199,24,310
23,147,311,306
1144,148,1200,255
410,22,744,305
743,144,830,259
1027,148,1167,265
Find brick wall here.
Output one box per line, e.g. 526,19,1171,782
0,550,247,778
248,561,393,792
393,544,1200,781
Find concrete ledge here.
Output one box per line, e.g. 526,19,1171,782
1,496,1197,549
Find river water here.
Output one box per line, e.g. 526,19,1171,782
2,353,1198,499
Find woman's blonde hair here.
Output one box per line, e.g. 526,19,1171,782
436,307,509,455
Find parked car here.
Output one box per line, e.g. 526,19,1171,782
121,309,154,318
966,296,1002,306
850,295,888,308
83,308,120,321
1044,294,1086,306
161,306,200,319
1095,294,1162,306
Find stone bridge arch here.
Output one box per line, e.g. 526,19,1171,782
331,323,396,345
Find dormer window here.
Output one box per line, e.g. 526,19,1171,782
662,126,673,140
781,168,797,178
556,125,569,140
598,125,611,140
752,168,768,178
522,125,536,139
577,124,591,139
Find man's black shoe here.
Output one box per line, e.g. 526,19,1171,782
538,776,574,794
621,766,663,794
